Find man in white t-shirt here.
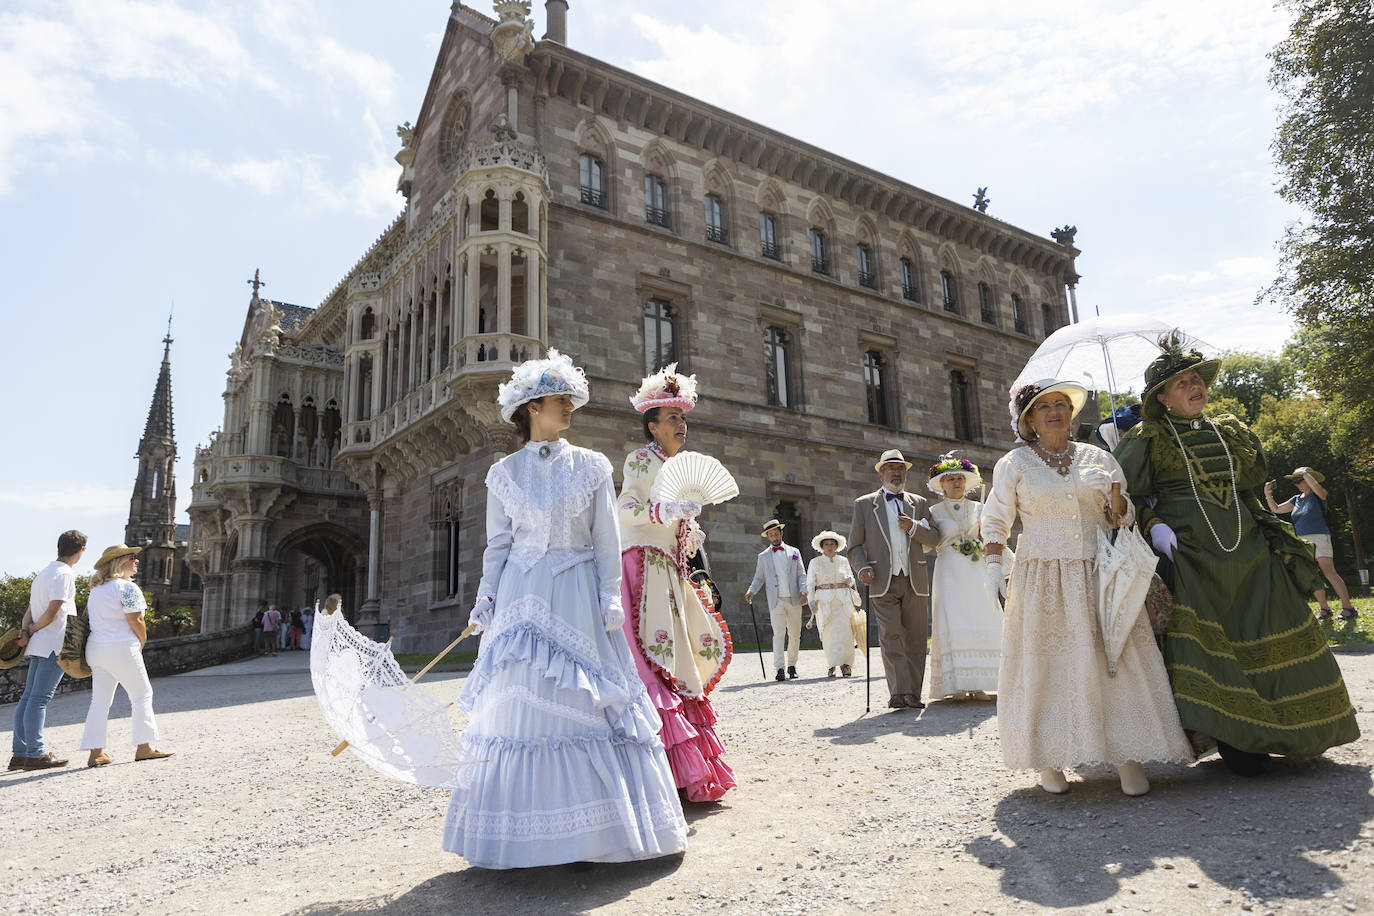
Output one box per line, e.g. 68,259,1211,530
261,605,282,656
10,530,86,771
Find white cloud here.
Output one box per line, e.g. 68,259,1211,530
176,109,401,220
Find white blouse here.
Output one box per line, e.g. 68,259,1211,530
86,578,147,646
476,439,623,618
981,445,1134,562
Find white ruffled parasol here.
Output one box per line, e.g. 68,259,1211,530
310,609,478,788
1095,524,1160,676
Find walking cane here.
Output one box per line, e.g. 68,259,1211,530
863,584,872,714
745,594,768,680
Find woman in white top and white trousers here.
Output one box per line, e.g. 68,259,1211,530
80,545,173,767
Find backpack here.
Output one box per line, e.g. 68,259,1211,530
252,610,264,629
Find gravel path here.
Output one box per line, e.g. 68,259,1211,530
3,647,1373,915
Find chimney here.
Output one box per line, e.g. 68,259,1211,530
544,0,568,44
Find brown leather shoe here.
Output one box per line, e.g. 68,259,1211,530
888,696,907,708
8,756,31,771
905,694,926,709
87,752,114,767
23,752,69,770
134,748,174,762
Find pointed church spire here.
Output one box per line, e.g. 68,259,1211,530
141,310,176,447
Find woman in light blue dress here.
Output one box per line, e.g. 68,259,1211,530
442,350,688,869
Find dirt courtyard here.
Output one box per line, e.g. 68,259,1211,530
3,646,1373,915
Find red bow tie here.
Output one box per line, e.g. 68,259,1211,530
771,546,784,552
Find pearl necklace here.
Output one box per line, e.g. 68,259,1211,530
1034,441,1075,478
1165,415,1243,553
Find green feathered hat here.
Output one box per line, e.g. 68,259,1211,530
1141,330,1220,420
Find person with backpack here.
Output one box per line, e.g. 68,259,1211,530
1266,466,1356,620
251,604,266,654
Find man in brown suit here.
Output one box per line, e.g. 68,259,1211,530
848,449,940,709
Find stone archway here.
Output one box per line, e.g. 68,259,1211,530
273,523,366,623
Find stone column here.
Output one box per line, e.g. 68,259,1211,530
497,243,512,335
358,489,383,624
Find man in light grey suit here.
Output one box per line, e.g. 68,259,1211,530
849,449,940,709
745,519,808,682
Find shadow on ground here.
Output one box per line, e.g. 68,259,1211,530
813,698,997,744
962,756,1373,909
290,853,686,916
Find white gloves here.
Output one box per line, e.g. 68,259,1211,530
984,557,1007,607
469,596,494,634
601,599,625,633
660,499,702,521
1149,522,1177,559
1079,467,1116,493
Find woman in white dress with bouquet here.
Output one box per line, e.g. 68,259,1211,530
804,531,860,678
925,456,1001,701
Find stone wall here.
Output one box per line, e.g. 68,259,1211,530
0,626,256,705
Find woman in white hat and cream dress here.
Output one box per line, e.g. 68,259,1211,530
925,456,1001,701
804,531,860,677
981,379,1191,796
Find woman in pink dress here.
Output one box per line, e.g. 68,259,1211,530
618,364,736,802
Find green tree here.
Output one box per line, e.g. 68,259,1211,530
1212,350,1299,423
1266,0,1374,469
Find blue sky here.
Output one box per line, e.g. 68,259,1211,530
0,0,1298,575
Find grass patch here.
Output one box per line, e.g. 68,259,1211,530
1310,588,1374,646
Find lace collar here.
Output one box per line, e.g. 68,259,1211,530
523,438,567,459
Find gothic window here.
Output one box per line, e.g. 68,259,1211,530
480,189,499,231
864,349,892,426
512,191,529,235
705,194,726,243
950,369,975,441
579,154,605,208
437,91,471,172
645,174,669,226
323,400,342,464
900,257,919,302
857,244,876,289
809,228,829,275
643,298,676,375
760,212,780,260
764,325,793,408
1042,303,1056,337
272,394,294,458
445,500,460,598
359,308,376,340
941,271,959,314
979,283,997,325
149,468,159,499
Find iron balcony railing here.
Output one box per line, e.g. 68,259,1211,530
706,225,727,244
646,205,669,227
580,185,605,208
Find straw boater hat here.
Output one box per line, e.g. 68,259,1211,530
927,454,982,495
0,629,25,669
873,448,912,472
93,544,141,570
631,363,699,414
1010,378,1089,441
810,530,848,553
496,349,590,423
760,519,785,537
1287,466,1326,484
1140,331,1220,420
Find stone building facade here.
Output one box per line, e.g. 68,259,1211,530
188,2,1080,651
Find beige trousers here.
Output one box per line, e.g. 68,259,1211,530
869,573,928,699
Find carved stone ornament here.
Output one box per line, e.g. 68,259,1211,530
490,111,518,143
491,1,535,64
972,187,990,213
1051,225,1078,247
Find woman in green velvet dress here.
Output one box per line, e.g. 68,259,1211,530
1113,334,1359,775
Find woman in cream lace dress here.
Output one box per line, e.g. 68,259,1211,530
804,531,860,677
981,379,1191,796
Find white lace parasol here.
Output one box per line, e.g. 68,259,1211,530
650,451,740,506
310,610,475,789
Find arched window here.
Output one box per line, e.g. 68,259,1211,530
900,257,919,302
645,174,669,226
979,283,996,325
705,193,726,243
1041,303,1057,337
1011,294,1028,333
941,271,959,314
864,349,891,426
809,229,829,275
511,191,529,235
759,212,780,260
359,307,376,340
272,394,295,458
579,154,605,208
480,189,499,231
857,244,876,289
